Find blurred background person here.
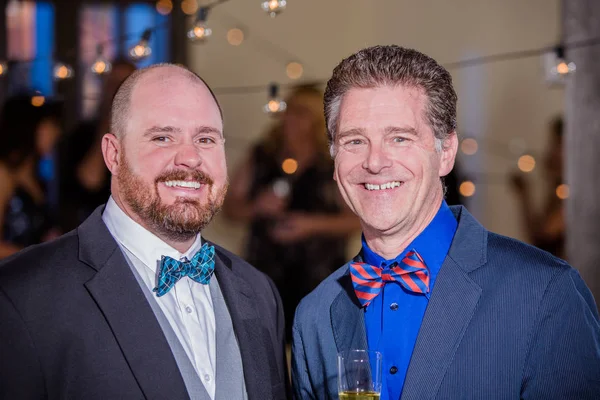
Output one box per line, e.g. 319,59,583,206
0,93,63,258
58,59,136,232
224,85,360,340
511,116,565,259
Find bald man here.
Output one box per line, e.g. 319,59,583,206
0,64,289,400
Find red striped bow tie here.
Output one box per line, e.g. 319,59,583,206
350,250,430,307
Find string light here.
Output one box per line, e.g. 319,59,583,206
517,154,536,173
460,138,478,155
53,61,74,80
556,184,570,199
155,0,173,15
91,45,112,75
286,62,303,80
0,61,7,76
31,92,45,107
261,0,286,17
187,8,212,42
551,45,576,76
459,181,476,197
282,158,298,174
227,28,244,46
263,83,286,114
5,9,600,97
129,29,152,62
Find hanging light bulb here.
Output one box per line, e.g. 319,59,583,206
31,91,45,107
551,45,576,76
187,7,212,42
227,28,245,46
282,158,298,174
556,183,569,199
261,0,286,17
155,0,173,15
517,154,536,173
53,61,74,80
129,29,153,62
460,138,478,155
0,61,8,77
181,0,199,15
263,83,287,114
91,45,112,75
459,180,476,197
286,62,303,79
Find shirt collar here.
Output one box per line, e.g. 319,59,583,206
361,200,457,273
102,196,203,272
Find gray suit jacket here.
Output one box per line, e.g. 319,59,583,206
292,206,600,399
0,206,290,399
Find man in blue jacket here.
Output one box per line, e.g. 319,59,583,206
291,45,600,400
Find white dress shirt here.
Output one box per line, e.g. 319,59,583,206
102,197,217,399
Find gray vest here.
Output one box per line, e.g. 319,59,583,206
121,246,248,400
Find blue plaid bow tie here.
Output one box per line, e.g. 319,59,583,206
153,243,216,297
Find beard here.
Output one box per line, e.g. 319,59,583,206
116,153,228,242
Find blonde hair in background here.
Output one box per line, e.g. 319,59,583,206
261,85,330,161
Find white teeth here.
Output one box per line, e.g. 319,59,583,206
164,180,202,189
364,181,402,191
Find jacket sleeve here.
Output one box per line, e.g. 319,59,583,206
266,274,292,399
521,267,600,399
291,314,316,400
0,287,46,399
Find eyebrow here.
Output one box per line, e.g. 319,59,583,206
337,127,365,139
143,126,181,137
142,125,223,137
384,126,419,136
337,125,419,139
196,125,223,137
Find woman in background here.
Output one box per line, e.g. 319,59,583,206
0,94,63,258
224,85,360,340
58,59,136,231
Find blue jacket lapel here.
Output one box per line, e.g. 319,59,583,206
331,262,368,355
401,206,486,400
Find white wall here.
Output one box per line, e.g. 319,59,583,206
188,0,565,255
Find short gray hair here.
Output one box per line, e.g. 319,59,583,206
324,45,457,155
110,63,223,137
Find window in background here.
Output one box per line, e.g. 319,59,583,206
6,0,54,95
79,4,118,118
80,2,170,118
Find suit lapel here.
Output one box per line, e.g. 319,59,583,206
401,258,481,399
79,208,189,400
401,206,486,400
331,263,368,355
213,251,271,400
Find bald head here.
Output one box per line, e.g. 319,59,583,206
110,63,222,138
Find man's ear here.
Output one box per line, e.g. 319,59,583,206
439,131,458,177
102,133,121,175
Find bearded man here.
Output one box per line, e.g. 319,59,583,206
0,64,289,400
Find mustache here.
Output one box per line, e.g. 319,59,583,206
155,169,214,185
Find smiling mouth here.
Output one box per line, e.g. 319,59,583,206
163,180,203,189
364,181,403,191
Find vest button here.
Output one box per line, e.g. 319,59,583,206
390,366,398,374
390,302,399,311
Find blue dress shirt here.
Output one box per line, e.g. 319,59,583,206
362,201,457,400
